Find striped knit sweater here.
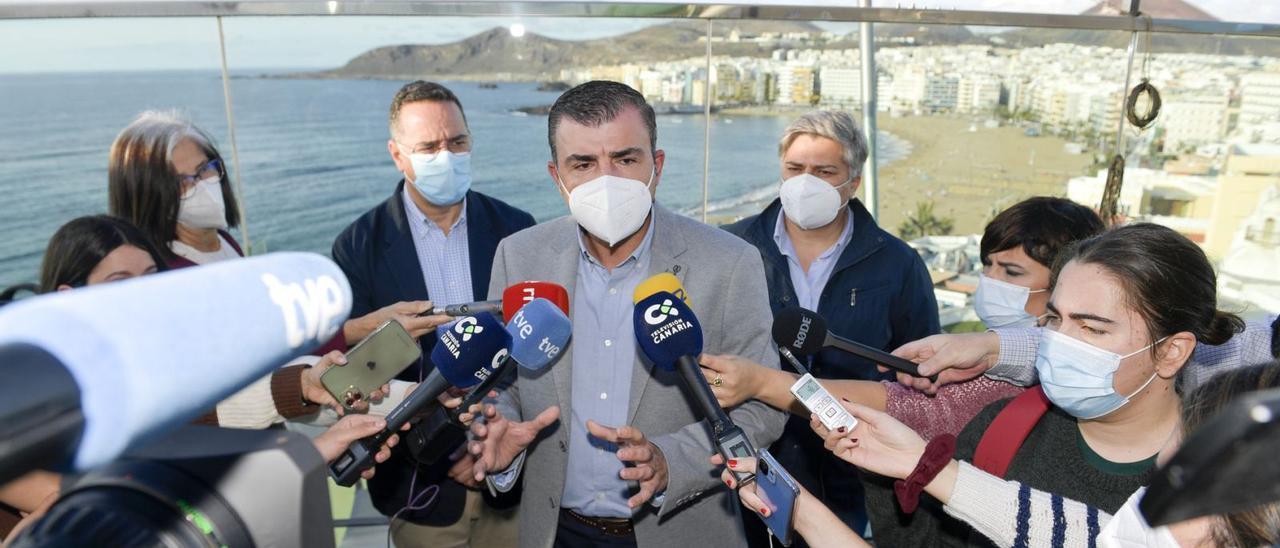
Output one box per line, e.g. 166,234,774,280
864,398,1153,547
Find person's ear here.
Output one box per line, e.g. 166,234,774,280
388,140,409,176
1154,331,1197,379
548,162,569,203
651,149,665,191
56,284,73,292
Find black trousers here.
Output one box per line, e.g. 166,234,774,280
553,513,638,548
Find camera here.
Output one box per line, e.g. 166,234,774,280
9,426,334,548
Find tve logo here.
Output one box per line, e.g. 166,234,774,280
262,273,345,348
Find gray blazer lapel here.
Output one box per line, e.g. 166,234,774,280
550,220,582,422
628,206,691,423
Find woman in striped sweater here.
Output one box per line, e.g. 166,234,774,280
723,360,1280,547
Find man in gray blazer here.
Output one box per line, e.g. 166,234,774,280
468,81,787,547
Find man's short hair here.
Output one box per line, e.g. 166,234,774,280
778,110,869,180
547,80,657,161
388,81,467,137
980,196,1105,267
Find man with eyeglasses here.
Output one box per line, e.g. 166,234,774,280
331,81,535,547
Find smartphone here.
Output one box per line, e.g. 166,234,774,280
321,320,420,410
754,449,800,547
790,374,859,432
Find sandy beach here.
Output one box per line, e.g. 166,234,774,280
710,112,1096,236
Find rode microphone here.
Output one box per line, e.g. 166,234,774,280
329,312,510,486
633,287,757,484
407,298,572,466
0,252,350,483
772,307,937,382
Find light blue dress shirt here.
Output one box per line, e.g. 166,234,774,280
773,209,854,311
402,185,474,308
561,220,655,518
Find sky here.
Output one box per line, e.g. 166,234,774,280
0,0,1277,74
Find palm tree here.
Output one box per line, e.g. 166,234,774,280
898,200,955,240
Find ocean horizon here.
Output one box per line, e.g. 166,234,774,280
0,70,909,287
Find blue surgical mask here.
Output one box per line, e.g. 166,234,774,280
1034,329,1164,420
407,150,471,206
974,274,1047,329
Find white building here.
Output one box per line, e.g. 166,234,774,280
1218,184,1280,318
1162,92,1230,152
957,74,1001,113
1239,72,1280,126
820,66,861,107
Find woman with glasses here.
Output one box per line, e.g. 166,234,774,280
108,110,243,267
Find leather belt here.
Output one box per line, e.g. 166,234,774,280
561,508,635,537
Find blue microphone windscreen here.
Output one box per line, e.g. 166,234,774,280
431,312,512,389
506,298,571,372
633,291,702,371
0,252,353,471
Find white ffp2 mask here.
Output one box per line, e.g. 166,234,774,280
560,172,654,247
179,176,228,230
779,173,851,230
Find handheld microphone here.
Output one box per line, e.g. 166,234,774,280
632,272,688,306
633,286,757,484
421,281,570,321
429,300,502,317
0,252,350,482
502,281,570,319
771,307,937,382
407,298,572,466
328,312,511,486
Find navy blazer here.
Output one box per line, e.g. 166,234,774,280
725,198,939,536
331,181,535,526
725,198,940,378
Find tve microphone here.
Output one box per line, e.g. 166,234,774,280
407,298,572,466
772,307,937,382
329,312,511,486
502,281,570,320
0,252,351,482
429,300,502,318
633,290,757,484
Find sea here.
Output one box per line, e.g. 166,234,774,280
0,71,909,286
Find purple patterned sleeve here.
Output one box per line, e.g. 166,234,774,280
884,377,1027,441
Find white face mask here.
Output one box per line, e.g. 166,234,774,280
974,273,1048,329
178,176,228,230
779,173,852,230
1035,328,1165,420
559,171,655,247
1098,488,1181,548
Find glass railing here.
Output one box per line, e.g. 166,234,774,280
2,2,1279,543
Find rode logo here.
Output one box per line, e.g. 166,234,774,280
262,273,345,349
454,316,484,342
644,299,680,325
793,316,811,350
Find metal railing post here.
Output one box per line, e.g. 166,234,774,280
859,0,879,221
216,16,254,253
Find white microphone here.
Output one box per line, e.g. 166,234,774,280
0,252,351,477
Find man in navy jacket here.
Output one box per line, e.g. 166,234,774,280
332,81,535,547
724,110,938,544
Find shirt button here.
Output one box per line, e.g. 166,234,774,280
609,287,618,295
600,392,608,400
604,339,613,347
596,492,606,501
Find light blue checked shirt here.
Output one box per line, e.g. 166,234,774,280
773,209,854,311
987,315,1278,390
402,185,474,309
562,221,656,517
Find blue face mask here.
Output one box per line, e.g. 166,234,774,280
1034,329,1164,420
407,150,471,206
974,274,1048,329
